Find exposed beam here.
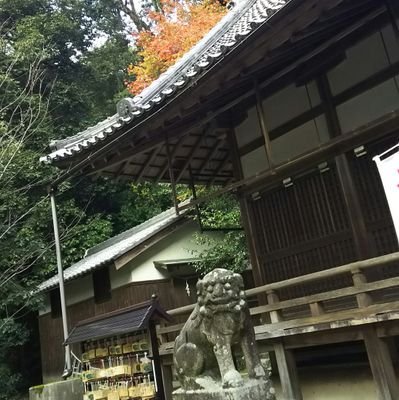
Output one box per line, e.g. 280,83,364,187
85,138,162,177
155,136,186,183
239,5,385,79
114,161,128,182
176,111,399,212
175,126,210,184
196,138,224,177
209,153,231,186
166,134,179,215
222,0,346,82
136,145,162,183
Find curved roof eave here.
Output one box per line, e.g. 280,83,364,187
39,0,289,165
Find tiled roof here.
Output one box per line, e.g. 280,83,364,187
38,205,188,292
40,0,288,165
65,300,170,344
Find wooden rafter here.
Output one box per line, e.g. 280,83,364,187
209,153,232,186
114,161,128,182
165,134,179,214
195,139,224,179
86,139,161,177
155,136,185,183
136,145,162,183
175,126,213,183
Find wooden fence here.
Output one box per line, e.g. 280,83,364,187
157,251,399,355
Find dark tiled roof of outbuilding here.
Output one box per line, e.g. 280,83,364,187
65,299,170,344
39,0,288,165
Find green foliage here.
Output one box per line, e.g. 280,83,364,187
0,365,21,400
190,193,249,275
198,193,241,229
191,231,248,275
0,0,166,395
0,1,246,396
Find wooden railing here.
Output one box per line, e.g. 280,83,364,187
157,252,399,355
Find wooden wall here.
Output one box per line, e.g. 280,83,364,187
247,161,356,299
39,278,193,382
245,134,399,302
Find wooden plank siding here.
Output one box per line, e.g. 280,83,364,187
247,162,356,299
244,133,399,310
39,278,193,382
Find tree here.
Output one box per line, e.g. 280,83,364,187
0,1,170,395
126,0,226,95
188,194,249,276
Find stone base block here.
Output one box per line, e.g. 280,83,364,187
173,379,275,400
29,378,84,400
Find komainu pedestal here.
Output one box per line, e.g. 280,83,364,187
173,378,274,400
173,269,276,400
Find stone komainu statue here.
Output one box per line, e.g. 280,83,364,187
174,268,275,397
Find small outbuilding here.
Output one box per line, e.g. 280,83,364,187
37,206,206,383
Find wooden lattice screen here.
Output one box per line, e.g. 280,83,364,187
247,134,399,302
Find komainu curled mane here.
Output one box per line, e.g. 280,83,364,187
173,268,269,391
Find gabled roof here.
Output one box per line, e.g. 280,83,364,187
39,0,288,166
65,299,170,344
38,205,188,292
39,0,381,187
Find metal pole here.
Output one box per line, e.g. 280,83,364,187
49,188,72,376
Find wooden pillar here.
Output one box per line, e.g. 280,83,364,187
254,80,274,168
149,319,166,400
165,135,179,216
362,326,399,400
226,125,266,287
335,154,373,259
267,291,303,400
317,75,373,259
352,268,372,308
161,360,173,400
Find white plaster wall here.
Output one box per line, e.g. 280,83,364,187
40,294,51,316
110,221,218,288
39,273,94,316
40,221,215,314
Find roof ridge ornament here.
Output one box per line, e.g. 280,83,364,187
117,98,137,118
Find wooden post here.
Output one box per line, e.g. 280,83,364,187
226,125,266,288
267,291,303,400
362,326,399,400
165,135,179,216
351,268,372,308
254,80,274,168
309,302,324,317
149,319,166,400
161,360,174,400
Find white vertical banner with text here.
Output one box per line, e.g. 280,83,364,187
373,143,399,245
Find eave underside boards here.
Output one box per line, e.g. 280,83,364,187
90,130,233,185
58,0,386,185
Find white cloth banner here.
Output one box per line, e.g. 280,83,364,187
373,143,399,245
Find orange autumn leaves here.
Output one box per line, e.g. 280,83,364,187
126,0,226,96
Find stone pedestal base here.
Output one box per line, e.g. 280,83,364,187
173,379,275,400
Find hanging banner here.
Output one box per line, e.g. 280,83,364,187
373,143,399,245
